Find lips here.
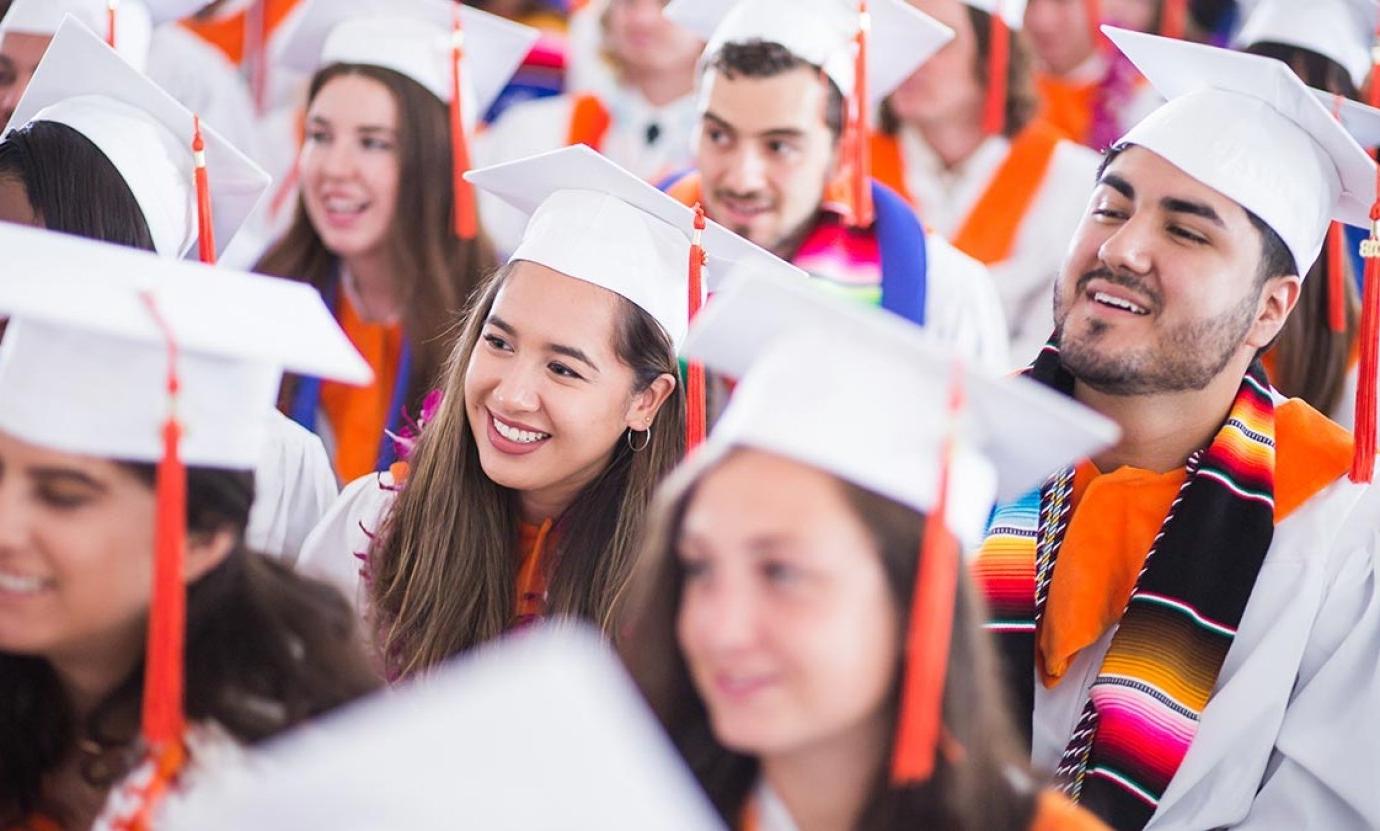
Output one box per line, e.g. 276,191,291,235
1090,290,1150,316
484,409,552,457
714,194,772,225
711,670,777,704
0,568,52,597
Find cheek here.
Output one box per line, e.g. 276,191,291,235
795,594,898,719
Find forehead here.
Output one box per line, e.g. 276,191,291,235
685,449,859,540
307,73,398,126
0,427,119,475
489,261,623,352
1102,145,1254,227
0,31,53,69
698,64,834,134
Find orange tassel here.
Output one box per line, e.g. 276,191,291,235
192,116,216,264
1083,0,1102,50
841,1,874,229
982,13,1010,136
107,0,118,48
1328,222,1348,333
686,205,708,450
892,361,964,783
450,9,479,241
1159,0,1188,39
1353,206,1380,483
130,292,189,828
1371,22,1380,109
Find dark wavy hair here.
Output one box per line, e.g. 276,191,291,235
0,120,155,249
0,465,380,825
706,39,847,140
619,449,1039,831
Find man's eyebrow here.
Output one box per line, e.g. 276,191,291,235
1161,197,1226,229
1099,173,1134,200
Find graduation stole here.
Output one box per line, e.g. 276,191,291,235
972,344,1277,830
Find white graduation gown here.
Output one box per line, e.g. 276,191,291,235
145,24,261,166
912,234,1013,374
897,127,1100,369
296,469,398,610
473,87,699,257
248,410,339,564
1030,461,1380,828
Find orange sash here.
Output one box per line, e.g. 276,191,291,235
320,294,404,483
1035,73,1096,146
869,131,913,204
566,93,613,152
180,0,300,64
950,121,1064,265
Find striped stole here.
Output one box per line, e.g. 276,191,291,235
973,346,1277,830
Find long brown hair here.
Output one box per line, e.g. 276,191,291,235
1246,42,1362,416
619,449,1039,831
0,466,380,826
256,63,499,413
880,6,1039,140
367,264,688,678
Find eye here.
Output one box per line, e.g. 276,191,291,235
1168,225,1208,245
760,559,801,585
705,126,730,148
680,554,711,582
765,139,795,157
1090,206,1126,221
482,333,513,352
36,486,93,510
304,128,331,145
548,361,585,381
360,136,394,151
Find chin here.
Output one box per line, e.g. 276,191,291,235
709,712,799,757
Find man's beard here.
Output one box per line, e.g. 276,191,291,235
1054,267,1260,396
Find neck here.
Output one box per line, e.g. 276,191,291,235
1077,367,1250,473
912,108,988,169
49,628,144,721
759,716,887,831
621,65,695,109
343,250,399,323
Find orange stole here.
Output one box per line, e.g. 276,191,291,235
870,121,1063,265
1039,398,1355,687
516,519,555,620
320,294,404,483
1035,73,1096,147
566,93,613,152
180,0,300,64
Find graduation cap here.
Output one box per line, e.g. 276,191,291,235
0,221,370,825
467,145,802,448
664,0,953,227
1104,25,1380,481
3,19,270,261
682,263,1118,783
155,625,724,830
1235,0,1380,92
0,0,153,68
951,0,1027,135
275,0,540,239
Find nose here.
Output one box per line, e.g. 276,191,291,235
681,570,760,658
1097,213,1154,278
0,479,32,556
490,361,542,414
317,136,358,181
721,145,769,197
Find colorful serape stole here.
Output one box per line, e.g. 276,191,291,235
972,343,1277,830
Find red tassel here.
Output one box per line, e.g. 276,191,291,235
1159,0,1188,39
840,1,874,229
107,0,118,48
686,205,708,450
1371,22,1380,109
982,13,1010,136
892,361,964,783
1353,210,1380,483
130,292,189,828
450,9,479,241
192,116,217,265
1328,222,1348,333
1083,0,1102,51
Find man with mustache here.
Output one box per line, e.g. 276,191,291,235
972,28,1380,831
661,0,1011,371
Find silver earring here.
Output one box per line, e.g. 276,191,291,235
627,425,651,452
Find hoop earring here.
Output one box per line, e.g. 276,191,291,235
627,426,651,452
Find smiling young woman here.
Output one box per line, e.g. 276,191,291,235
256,1,538,483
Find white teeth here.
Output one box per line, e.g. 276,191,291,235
0,570,47,594
1093,291,1148,315
324,197,365,214
493,416,549,445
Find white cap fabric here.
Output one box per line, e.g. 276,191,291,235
0,0,152,69
154,625,724,830
1235,0,1379,90
683,267,1120,547
139,1,216,25
275,0,538,129
964,0,1027,30
1107,26,1378,276
465,145,802,347
664,0,954,105
3,20,270,259
0,223,371,469
1315,90,1380,148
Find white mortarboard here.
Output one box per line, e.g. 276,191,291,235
0,223,371,469
157,625,725,830
1235,0,1380,91
0,0,153,69
465,145,802,347
683,266,1119,546
1315,90,1380,148
964,0,1027,30
274,0,538,127
139,1,217,25
2,20,270,259
663,0,954,105
1106,25,1378,275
